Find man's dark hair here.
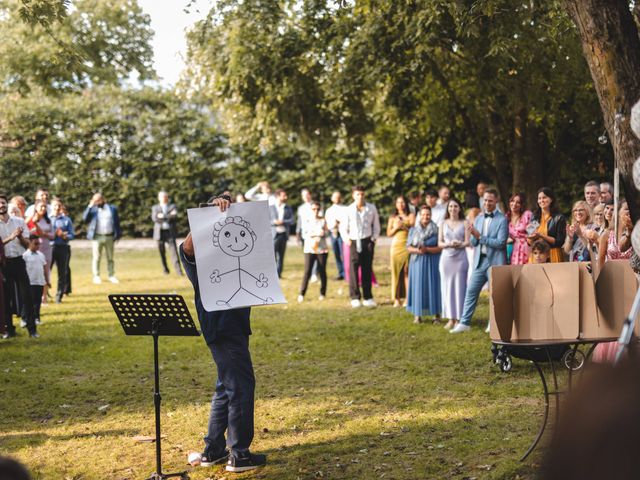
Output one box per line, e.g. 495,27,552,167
352,185,365,193
0,193,7,203
311,200,321,209
425,189,438,198
585,180,600,190
409,192,421,201
29,234,40,241
274,188,286,196
485,188,499,197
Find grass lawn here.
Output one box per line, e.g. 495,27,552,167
0,244,548,479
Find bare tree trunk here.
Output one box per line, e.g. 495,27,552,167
563,0,640,221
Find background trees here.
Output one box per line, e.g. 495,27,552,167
186,0,612,209
1,0,633,236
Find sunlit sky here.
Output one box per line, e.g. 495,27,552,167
137,0,211,86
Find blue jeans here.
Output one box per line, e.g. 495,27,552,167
460,255,491,326
205,334,255,456
331,233,345,278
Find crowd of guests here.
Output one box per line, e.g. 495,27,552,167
258,178,633,333
0,190,74,339
1,179,632,339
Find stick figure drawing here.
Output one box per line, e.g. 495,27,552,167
210,216,274,307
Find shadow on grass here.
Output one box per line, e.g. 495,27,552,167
0,428,139,450
181,416,539,480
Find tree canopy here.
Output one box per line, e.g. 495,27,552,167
0,0,155,94
186,0,612,210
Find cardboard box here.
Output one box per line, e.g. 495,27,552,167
489,260,638,343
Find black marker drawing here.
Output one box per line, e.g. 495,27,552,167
210,216,274,307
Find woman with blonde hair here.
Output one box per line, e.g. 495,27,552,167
563,200,597,262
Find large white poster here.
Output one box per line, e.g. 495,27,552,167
187,201,286,311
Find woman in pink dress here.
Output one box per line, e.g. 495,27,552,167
506,193,532,265
593,200,633,363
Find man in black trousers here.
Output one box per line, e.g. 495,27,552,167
344,185,380,308
269,189,294,278
151,191,183,276
181,194,266,473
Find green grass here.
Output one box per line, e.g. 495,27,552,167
0,245,547,479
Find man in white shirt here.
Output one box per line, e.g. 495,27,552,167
245,181,276,206
295,188,314,242
296,188,319,281
324,191,346,280
431,185,450,226
24,188,54,219
0,194,37,338
344,186,380,308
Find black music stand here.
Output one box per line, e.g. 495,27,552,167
109,294,200,480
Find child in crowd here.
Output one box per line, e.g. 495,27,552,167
530,239,551,264
22,235,49,334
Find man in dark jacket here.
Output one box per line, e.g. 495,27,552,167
82,193,121,284
151,191,183,275
269,189,294,278
181,195,266,473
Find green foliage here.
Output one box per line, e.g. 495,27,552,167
186,0,613,211
1,0,155,94
0,87,227,236
17,0,69,27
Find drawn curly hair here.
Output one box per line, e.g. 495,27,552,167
212,216,257,247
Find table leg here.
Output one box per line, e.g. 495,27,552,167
520,357,549,461
544,347,561,428
567,343,579,390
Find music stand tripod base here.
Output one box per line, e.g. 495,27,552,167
109,294,200,480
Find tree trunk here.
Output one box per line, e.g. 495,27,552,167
563,0,640,221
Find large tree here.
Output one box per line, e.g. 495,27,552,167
562,0,640,221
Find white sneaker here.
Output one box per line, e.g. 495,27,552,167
93,276,102,284
318,295,325,301
450,323,471,334
297,295,304,303
485,323,491,333
108,276,120,284
20,319,27,328
362,299,377,308
350,299,362,308
310,274,318,283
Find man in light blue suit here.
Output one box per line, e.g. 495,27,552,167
451,188,508,333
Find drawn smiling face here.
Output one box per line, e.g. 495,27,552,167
219,223,255,257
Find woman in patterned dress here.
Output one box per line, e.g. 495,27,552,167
506,193,533,265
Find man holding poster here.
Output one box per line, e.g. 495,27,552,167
180,195,267,473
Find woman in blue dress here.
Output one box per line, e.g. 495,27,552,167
406,205,442,324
